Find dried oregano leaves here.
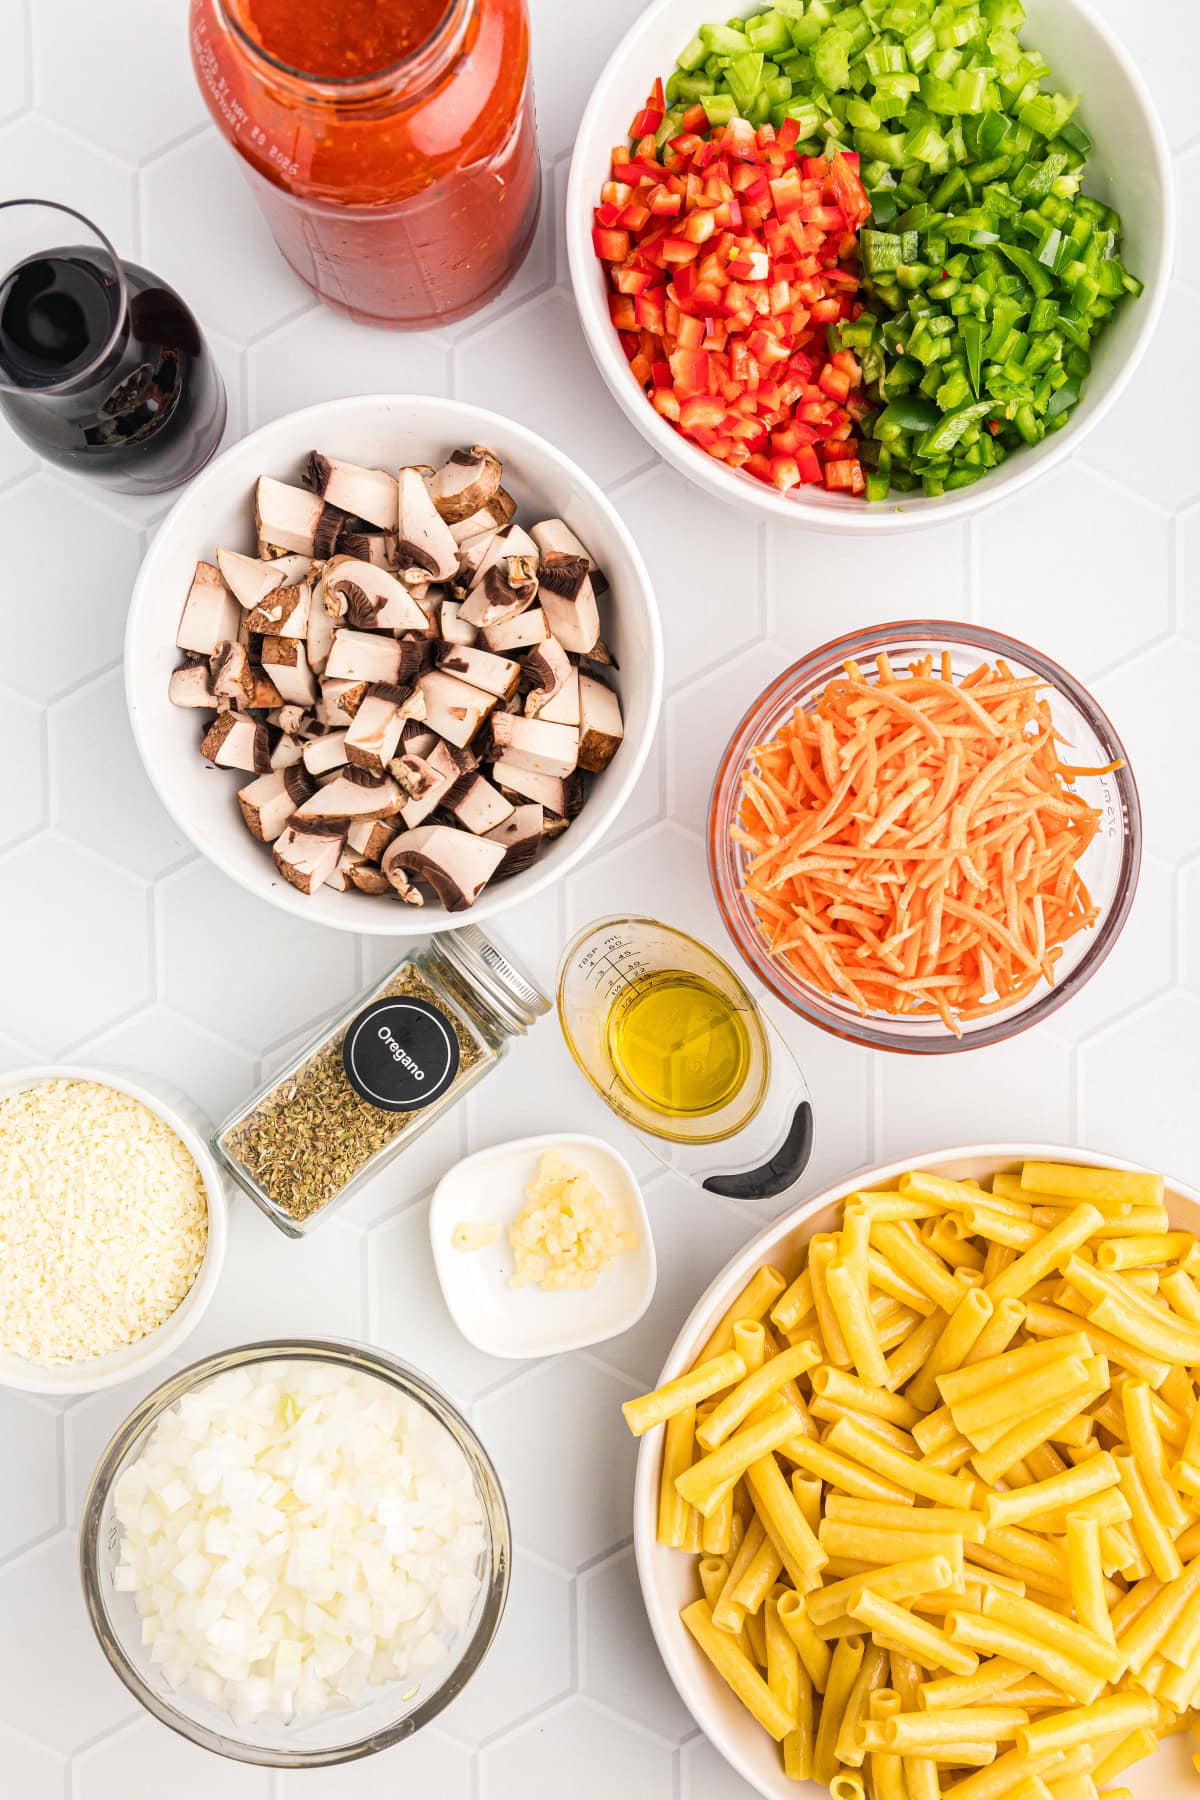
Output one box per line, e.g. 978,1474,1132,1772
220,965,486,1221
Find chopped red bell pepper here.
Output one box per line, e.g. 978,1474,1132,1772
628,78,665,141
591,83,869,499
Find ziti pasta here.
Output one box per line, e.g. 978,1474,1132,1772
622,1158,1200,1797
731,654,1120,1035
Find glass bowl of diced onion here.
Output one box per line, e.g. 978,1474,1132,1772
78,1340,510,1768
707,621,1141,1054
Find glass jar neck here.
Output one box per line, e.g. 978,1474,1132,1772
214,0,473,110
419,933,548,1046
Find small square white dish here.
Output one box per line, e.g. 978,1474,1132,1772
429,1132,656,1359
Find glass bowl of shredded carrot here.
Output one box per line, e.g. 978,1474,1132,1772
709,623,1140,1052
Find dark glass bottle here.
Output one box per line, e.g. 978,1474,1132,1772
0,201,226,495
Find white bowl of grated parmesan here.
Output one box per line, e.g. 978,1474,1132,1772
0,1066,228,1395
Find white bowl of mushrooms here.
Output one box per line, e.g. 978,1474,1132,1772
126,396,662,933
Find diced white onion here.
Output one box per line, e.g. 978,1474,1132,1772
112,1360,485,1722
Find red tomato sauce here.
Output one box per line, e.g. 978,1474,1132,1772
236,0,451,82
190,0,540,328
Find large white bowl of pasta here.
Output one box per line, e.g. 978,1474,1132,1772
630,1143,1200,1800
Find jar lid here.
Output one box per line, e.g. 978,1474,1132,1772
440,925,550,1036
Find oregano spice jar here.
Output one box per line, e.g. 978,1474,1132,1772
215,926,549,1236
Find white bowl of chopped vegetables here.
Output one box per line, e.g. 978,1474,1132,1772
567,0,1174,528
0,1066,228,1395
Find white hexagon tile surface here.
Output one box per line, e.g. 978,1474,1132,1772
1,0,1199,1795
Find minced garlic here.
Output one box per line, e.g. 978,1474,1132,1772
452,1220,501,1252
507,1149,636,1292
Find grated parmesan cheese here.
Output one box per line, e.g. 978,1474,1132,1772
507,1148,636,1292
0,1079,208,1363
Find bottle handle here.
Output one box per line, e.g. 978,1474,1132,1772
702,1100,814,1202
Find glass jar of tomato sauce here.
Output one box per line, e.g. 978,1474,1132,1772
189,0,541,329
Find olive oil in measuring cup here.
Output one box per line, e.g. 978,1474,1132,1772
605,969,752,1121
557,917,814,1201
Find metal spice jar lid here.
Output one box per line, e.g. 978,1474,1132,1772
439,924,550,1037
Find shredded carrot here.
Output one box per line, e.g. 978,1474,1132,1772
733,655,1120,1037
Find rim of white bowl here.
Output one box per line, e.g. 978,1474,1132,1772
0,1064,228,1395
125,395,663,935
566,0,1176,532
632,1140,1197,1798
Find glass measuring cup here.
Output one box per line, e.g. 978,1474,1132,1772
557,916,814,1202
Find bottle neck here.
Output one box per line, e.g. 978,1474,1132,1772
214,0,474,112
427,930,549,1041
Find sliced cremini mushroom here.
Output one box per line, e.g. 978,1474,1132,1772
169,442,620,911
577,673,625,773
255,475,343,558
460,522,539,622
346,856,393,896
386,865,425,905
322,555,428,631
269,732,306,770
337,527,398,567
396,466,459,582
322,855,353,893
435,643,520,700
391,752,439,803
578,636,618,668
322,629,406,686
236,765,315,842
319,678,370,728
261,635,319,707
346,817,399,863
382,825,506,911
306,591,337,675
484,803,544,879
246,666,284,709
439,599,478,646
441,769,514,836
407,583,441,637
538,555,600,655
292,766,404,823
200,711,271,773
414,668,497,748
491,758,584,819
217,546,310,609
426,445,503,524
396,739,476,828
344,682,420,777
301,729,349,777
480,607,550,655
272,821,347,894
168,659,216,708
177,560,241,657
452,526,500,590
523,636,579,724
530,517,602,575
488,712,579,778
211,638,255,705
397,718,437,758
458,557,539,630
306,453,398,531
449,487,516,545
244,581,311,640
268,703,313,737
